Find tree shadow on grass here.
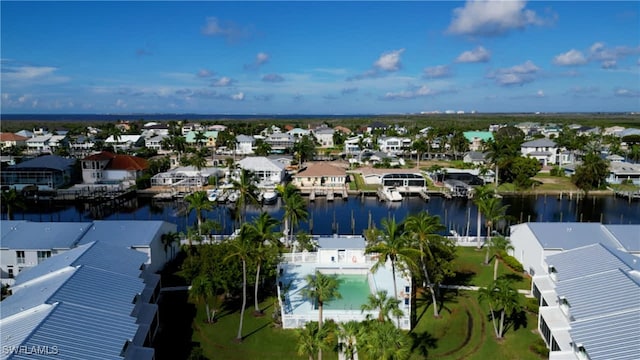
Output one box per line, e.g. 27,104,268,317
446,270,475,287
502,273,524,283
504,310,528,334
438,288,462,316
410,331,438,358
241,321,272,340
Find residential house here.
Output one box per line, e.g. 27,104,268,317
81,151,148,185
344,136,363,155
236,156,285,184
47,134,68,153
313,127,335,148
520,138,558,166
104,134,144,152
69,135,95,156
515,122,541,137
235,135,255,155
261,125,282,136
209,124,227,132
181,122,204,136
508,222,640,360
292,162,347,188
15,129,34,139
333,125,352,135
145,134,169,151
603,126,626,137
25,134,53,154
150,166,222,188
185,131,217,148
287,128,311,138
1,155,76,190
265,133,295,153
607,160,640,185
463,151,487,166
463,131,493,151
0,133,28,149
366,121,387,134
32,127,49,136
377,136,411,155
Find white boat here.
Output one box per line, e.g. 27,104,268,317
262,190,278,204
383,187,403,202
207,189,219,202
227,190,239,203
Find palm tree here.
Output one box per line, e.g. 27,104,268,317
231,169,260,225
160,231,180,260
358,321,412,360
189,273,216,323
296,321,336,360
337,321,360,360
225,225,254,342
244,212,280,314
472,185,495,250
478,277,521,338
489,235,514,281
279,186,308,247
185,191,213,235
366,217,420,327
1,189,26,220
404,212,445,317
361,290,403,322
476,197,510,264
301,271,341,360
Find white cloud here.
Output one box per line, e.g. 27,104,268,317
201,17,250,42
455,46,491,63
211,77,234,87
487,60,540,86
115,99,127,108
374,49,405,71
197,69,215,78
423,65,452,78
553,49,587,66
245,52,271,70
447,0,549,36
231,92,245,101
536,90,545,97
614,88,640,97
383,85,438,100
601,60,617,69
262,74,285,82
1,64,70,86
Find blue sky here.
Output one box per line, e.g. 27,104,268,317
1,1,639,114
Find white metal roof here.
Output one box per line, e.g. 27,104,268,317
570,309,640,360
0,221,91,250
317,236,366,249
237,156,285,172
78,220,169,248
546,243,640,281
512,222,624,250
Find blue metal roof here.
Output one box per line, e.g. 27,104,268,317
570,309,640,360
317,236,366,249
0,221,91,250
8,155,75,172
525,222,621,250
546,243,640,281
603,225,640,252
78,220,166,248
0,304,55,359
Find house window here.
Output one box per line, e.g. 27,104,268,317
8,266,14,278
16,251,25,264
37,251,51,263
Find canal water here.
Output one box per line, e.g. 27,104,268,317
6,193,640,236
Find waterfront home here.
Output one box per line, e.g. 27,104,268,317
1,155,76,190
81,151,148,185
277,235,412,330
235,134,255,155
287,127,311,138
509,222,640,360
0,133,28,149
181,122,205,136
145,134,169,151
236,156,285,184
47,134,68,153
15,129,34,139
463,131,493,151
520,138,559,166
150,166,222,188
292,162,347,188
344,135,371,155
607,160,640,185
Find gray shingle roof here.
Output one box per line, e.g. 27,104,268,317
521,138,557,147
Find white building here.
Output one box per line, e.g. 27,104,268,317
105,134,143,152
25,134,53,153
235,134,255,155
313,127,335,148
81,151,148,185
277,235,412,330
236,156,286,184
144,134,169,151
520,138,559,166
377,136,411,155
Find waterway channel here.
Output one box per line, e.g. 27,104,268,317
6,193,640,236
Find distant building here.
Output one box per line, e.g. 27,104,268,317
463,151,487,166
312,127,335,148
235,134,255,155
462,131,493,151
0,133,28,149
236,156,286,184
292,162,347,188
520,138,558,166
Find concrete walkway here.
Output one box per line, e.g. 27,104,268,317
440,284,531,295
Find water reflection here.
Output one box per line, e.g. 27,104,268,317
6,194,640,235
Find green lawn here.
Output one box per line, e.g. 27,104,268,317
450,247,531,290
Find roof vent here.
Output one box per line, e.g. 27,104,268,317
566,227,572,232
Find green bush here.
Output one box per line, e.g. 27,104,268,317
530,338,550,357
498,250,524,272
524,297,539,314
550,166,565,177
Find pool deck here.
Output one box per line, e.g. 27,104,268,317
278,255,412,329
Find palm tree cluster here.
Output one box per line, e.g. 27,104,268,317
365,214,456,320
276,183,308,247
478,276,523,339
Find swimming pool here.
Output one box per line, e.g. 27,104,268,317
322,274,371,310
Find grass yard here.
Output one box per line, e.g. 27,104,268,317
450,247,532,290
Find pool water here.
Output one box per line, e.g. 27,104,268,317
322,274,371,310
